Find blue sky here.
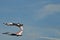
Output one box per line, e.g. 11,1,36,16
0,0,60,40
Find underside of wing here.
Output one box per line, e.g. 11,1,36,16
2,32,22,36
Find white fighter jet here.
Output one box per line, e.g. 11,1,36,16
3,23,23,36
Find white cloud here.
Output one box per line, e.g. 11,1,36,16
40,37,60,40
35,4,60,20
24,25,60,40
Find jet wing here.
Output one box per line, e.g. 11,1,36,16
2,32,22,36
3,23,14,26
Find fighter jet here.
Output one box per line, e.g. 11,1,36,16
2,23,23,36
